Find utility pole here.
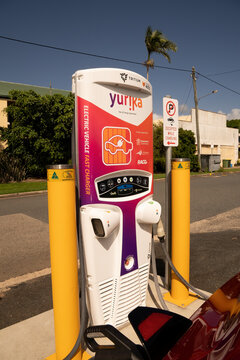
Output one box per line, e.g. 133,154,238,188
192,66,201,171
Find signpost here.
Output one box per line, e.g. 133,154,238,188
163,97,179,289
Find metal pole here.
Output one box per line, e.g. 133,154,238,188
47,165,81,360
165,146,172,290
192,66,201,171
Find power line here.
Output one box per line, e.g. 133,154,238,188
0,34,190,73
179,80,192,115
1,34,240,96
196,71,240,96
206,68,240,76
0,35,143,65
154,64,190,72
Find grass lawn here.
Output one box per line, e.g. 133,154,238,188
0,181,47,195
153,173,165,179
217,167,240,173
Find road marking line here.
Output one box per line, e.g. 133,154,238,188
190,207,240,234
0,268,51,294
0,260,80,295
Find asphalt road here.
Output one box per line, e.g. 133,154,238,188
1,172,240,225
154,172,240,223
0,193,48,223
0,172,239,329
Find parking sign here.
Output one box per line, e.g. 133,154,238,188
163,97,179,147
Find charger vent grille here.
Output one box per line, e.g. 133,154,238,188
98,263,149,327
115,263,149,328
99,278,114,323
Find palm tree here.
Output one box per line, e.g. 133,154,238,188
145,26,177,80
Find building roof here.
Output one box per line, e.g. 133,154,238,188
0,80,70,98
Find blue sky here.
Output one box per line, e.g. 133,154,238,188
1,0,240,119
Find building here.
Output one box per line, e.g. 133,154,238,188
179,109,239,166
0,80,70,130
154,109,239,166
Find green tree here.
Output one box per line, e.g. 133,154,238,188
144,26,177,80
227,119,240,131
153,123,166,173
0,90,74,177
173,128,199,172
153,125,199,172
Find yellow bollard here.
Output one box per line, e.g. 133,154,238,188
164,158,196,307
46,165,81,360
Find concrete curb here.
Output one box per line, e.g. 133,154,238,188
0,190,48,199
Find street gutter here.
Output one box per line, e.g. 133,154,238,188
0,190,48,199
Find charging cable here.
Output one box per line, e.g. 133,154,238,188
153,219,209,301
151,234,169,310
158,236,209,301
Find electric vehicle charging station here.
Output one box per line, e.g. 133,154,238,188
72,68,161,328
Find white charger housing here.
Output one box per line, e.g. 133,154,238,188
136,200,161,224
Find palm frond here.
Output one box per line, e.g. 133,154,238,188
144,26,177,74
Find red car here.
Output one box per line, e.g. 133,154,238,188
85,273,240,360
164,273,240,360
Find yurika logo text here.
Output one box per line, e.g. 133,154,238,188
109,92,143,111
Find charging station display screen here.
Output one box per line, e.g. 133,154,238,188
97,175,149,199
